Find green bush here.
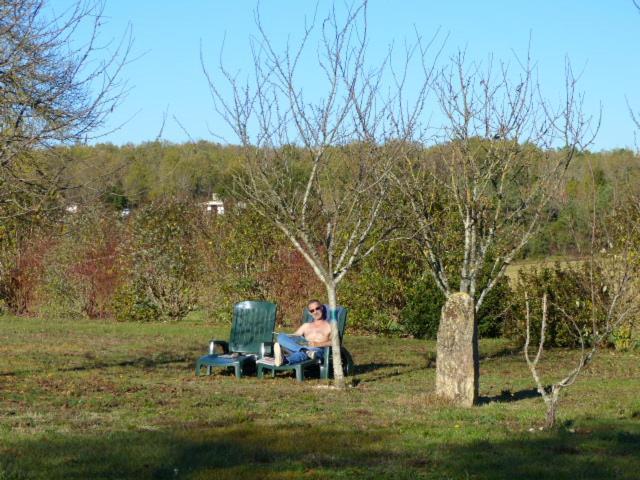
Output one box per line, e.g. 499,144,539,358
117,199,199,322
477,277,513,338
340,241,422,335
37,208,125,319
401,275,446,339
111,284,160,322
340,239,512,338
505,263,609,348
400,274,512,339
38,258,86,319
195,208,287,324
611,322,639,352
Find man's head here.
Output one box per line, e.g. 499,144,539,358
307,300,325,320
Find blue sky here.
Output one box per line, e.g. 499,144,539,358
77,1,640,151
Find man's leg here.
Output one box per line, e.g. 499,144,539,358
276,333,305,354
305,347,324,361
284,350,310,364
275,334,322,365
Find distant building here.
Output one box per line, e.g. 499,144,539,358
201,193,225,214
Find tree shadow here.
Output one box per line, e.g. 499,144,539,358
1,421,638,479
478,387,541,405
0,352,194,379
352,362,417,384
440,425,640,480
353,362,410,376
479,344,522,361
59,352,193,373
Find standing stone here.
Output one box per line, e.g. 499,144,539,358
436,292,478,406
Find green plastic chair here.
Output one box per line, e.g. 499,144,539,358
256,305,354,382
195,301,277,378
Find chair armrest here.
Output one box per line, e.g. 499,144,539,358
209,340,229,355
322,346,331,367
260,342,274,358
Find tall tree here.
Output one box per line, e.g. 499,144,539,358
0,0,129,308
0,0,130,220
203,2,437,388
396,52,598,404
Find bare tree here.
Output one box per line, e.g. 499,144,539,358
524,155,640,428
395,50,598,404
0,0,130,310
628,1,640,145
524,250,639,428
203,2,438,388
0,0,131,221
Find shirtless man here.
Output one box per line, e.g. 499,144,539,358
273,300,332,366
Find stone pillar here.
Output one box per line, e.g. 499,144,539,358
436,292,478,406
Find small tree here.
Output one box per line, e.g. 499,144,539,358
524,256,639,428
203,2,437,387
524,161,640,428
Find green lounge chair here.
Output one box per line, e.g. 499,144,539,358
195,300,277,378
256,305,354,382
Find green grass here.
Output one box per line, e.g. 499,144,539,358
1,315,639,479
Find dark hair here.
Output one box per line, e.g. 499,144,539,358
307,299,326,319
307,299,323,308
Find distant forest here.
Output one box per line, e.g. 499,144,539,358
59,141,640,259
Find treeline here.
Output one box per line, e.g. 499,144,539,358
53,141,640,258
0,141,638,347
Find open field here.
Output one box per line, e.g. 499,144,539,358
504,257,585,283
1,315,639,479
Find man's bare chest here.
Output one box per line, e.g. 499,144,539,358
305,321,331,341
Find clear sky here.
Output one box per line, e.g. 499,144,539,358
74,1,640,151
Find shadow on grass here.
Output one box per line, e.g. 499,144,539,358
353,362,410,376
478,387,541,405
479,344,522,361
1,421,639,479
352,362,416,384
59,352,193,373
1,350,200,378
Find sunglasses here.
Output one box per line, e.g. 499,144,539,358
309,306,323,313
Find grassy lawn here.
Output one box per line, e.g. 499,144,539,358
0,315,639,479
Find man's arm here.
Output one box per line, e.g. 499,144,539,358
292,323,308,336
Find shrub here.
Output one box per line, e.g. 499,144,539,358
117,199,199,322
36,208,125,319
111,284,160,322
195,207,316,325
340,241,421,335
505,263,610,348
0,232,50,315
401,275,446,339
477,277,513,338
400,274,512,339
340,240,513,338
260,247,324,326
611,322,639,352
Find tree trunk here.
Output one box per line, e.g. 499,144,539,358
544,388,560,429
326,283,346,389
544,402,557,429
435,292,478,406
